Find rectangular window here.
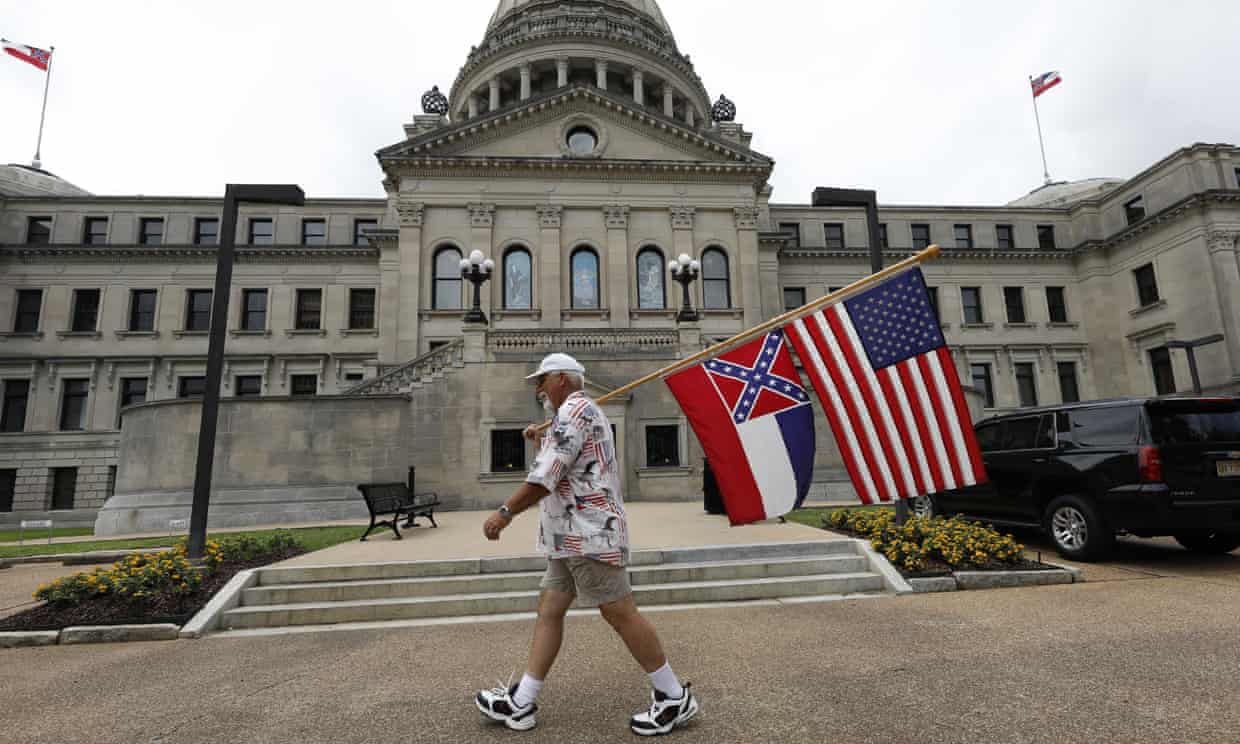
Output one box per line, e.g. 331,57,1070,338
926,286,940,319
878,223,889,249
51,467,77,510
59,379,89,431
911,224,931,250
1015,362,1038,407
996,224,1014,251
970,364,995,409
645,425,680,467
1134,263,1160,307
345,372,364,383
348,289,376,329
15,289,43,333
778,222,800,246
139,217,164,246
1003,287,1026,324
178,376,206,399
954,224,974,249
295,289,322,330
83,217,108,245
26,216,52,244
490,429,527,473
823,223,845,250
0,469,14,512
118,377,148,427
1046,287,1068,323
783,287,806,312
1037,224,1056,250
129,289,157,331
1124,196,1146,225
185,289,213,331
1,379,30,433
1150,347,1176,395
234,375,262,397
961,287,984,324
241,289,268,331
194,217,219,246
1057,362,1080,404
290,374,318,396
301,219,326,246
70,289,100,332
248,218,274,245
353,219,379,246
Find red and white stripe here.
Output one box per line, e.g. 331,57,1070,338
2,39,51,71
787,304,985,504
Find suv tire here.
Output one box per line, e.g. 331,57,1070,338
908,495,938,519
1044,495,1114,561
1173,531,1240,555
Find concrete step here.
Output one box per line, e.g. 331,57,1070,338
220,571,886,630
240,555,870,606
255,540,855,586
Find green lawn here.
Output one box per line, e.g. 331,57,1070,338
784,504,890,530
0,526,95,544
0,525,363,560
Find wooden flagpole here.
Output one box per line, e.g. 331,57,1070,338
533,244,942,430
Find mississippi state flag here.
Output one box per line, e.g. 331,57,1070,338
785,268,986,504
666,329,814,525
1031,70,1062,98
2,39,52,71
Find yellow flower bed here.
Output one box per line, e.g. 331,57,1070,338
827,509,1024,572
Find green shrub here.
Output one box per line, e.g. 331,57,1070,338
826,508,1024,572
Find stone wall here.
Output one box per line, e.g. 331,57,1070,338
0,432,118,528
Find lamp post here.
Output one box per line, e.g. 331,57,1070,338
669,253,701,322
1158,334,1225,394
460,249,495,324
187,184,305,560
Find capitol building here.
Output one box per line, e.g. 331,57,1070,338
1,0,1238,532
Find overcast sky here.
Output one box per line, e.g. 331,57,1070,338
3,0,1238,205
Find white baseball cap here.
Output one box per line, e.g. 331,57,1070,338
526,352,586,380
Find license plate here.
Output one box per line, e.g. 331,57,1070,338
1218,461,1240,478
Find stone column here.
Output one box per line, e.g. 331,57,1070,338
604,205,631,328
489,78,500,111
394,199,425,361
633,70,644,105
519,64,532,100
670,207,696,307
737,207,768,327
685,106,695,128
595,60,608,90
556,57,569,87
468,203,496,321
536,206,563,329
663,86,675,118
468,95,479,119
1207,230,1240,380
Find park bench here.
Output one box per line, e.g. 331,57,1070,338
357,469,439,541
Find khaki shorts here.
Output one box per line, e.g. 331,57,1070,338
540,557,632,606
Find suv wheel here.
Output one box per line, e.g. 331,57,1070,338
908,495,937,519
1044,495,1114,561
1173,531,1240,555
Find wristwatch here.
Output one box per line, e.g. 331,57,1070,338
497,505,513,520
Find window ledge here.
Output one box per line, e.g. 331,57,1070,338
115,330,160,339
0,331,44,340
230,329,272,338
1003,322,1035,329
960,322,995,330
339,328,379,337
1046,321,1080,329
493,309,541,320
630,309,676,319
1130,300,1167,317
173,329,210,338
478,471,530,483
285,329,327,337
420,309,468,320
56,331,102,339
636,466,692,478
562,309,610,320
700,308,743,319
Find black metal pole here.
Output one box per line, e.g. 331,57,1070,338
1186,347,1202,395
187,188,239,559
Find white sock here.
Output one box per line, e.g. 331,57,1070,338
648,662,684,699
512,673,543,709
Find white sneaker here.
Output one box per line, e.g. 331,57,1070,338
630,683,698,736
476,683,538,731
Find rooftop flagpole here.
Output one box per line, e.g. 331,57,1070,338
32,44,54,169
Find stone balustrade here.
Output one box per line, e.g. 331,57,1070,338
348,339,465,395
488,328,679,354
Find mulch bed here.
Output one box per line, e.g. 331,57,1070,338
824,527,1061,578
0,548,305,633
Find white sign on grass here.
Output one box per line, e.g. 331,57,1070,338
169,519,189,531
21,519,53,529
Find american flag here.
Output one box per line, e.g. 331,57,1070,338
785,268,986,504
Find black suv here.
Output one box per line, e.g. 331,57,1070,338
913,397,1240,560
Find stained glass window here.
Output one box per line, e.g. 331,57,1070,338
504,248,532,309
571,248,599,309
636,247,665,309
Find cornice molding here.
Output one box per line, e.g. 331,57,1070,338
0,245,379,263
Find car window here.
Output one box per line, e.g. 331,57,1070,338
1069,406,1141,447
975,422,1003,452
1036,415,1056,449
1003,417,1041,450
1149,401,1240,444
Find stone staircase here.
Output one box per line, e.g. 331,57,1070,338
212,540,888,634
806,467,859,503
344,338,465,395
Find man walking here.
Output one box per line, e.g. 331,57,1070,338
476,353,699,736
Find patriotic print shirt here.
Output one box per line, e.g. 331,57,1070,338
527,391,629,566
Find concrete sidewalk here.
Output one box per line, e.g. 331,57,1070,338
0,519,369,547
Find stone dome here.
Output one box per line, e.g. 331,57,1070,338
488,0,673,36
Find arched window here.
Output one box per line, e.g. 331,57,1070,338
636,247,665,309
570,247,600,309
701,247,730,309
503,247,532,309
433,245,463,310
